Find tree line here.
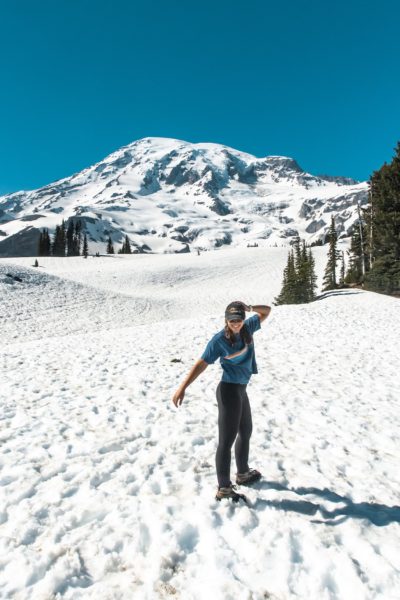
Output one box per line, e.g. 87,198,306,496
344,141,400,294
363,142,400,294
38,220,89,258
38,220,134,257
274,218,350,305
276,140,400,303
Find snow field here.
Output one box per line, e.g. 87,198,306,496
1,247,399,599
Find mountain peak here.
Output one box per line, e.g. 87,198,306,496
0,137,368,257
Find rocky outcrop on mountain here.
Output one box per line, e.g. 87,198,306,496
0,137,368,256
0,226,40,257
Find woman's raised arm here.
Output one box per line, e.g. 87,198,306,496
250,304,271,323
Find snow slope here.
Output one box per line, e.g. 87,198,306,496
1,248,399,600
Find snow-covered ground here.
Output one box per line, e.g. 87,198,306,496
1,247,399,600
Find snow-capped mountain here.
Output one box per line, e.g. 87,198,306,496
0,137,368,256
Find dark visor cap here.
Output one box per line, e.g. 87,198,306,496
225,302,245,321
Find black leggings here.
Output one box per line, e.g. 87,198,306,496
216,381,253,487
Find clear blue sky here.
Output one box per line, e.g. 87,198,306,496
1,0,399,194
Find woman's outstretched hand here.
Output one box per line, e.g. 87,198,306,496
172,387,185,407
171,359,208,408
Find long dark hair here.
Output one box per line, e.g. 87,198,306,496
224,321,253,346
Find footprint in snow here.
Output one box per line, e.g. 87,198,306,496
20,527,40,546
98,442,124,454
61,486,79,498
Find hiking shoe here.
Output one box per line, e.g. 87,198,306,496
215,484,247,503
236,469,262,486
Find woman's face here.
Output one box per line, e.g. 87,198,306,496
226,318,244,334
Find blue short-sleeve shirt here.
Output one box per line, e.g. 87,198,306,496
201,314,261,384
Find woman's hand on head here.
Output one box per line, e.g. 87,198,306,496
234,300,250,311
172,387,185,407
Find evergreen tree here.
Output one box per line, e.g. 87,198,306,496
43,229,51,255
322,216,341,291
274,252,290,305
363,254,400,294
307,248,318,301
106,236,114,254
345,224,368,284
38,231,43,256
124,235,132,254
285,250,298,303
51,226,59,255
274,250,297,304
293,237,301,271
52,224,66,256
73,221,82,256
83,233,89,258
296,240,310,302
364,142,400,294
66,220,75,256
274,252,291,305
60,220,66,256
38,229,51,256
339,251,345,287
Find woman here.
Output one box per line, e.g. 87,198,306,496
172,300,271,502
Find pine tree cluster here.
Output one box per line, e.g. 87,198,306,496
38,229,51,256
274,238,317,305
37,221,134,258
342,141,400,295
66,220,83,256
118,235,132,254
363,141,400,295
37,219,87,257
106,235,134,254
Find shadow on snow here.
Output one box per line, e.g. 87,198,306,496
252,481,400,526
314,290,364,301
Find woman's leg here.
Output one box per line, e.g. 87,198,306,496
234,388,253,474
216,382,242,487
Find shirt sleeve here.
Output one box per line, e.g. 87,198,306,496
201,337,224,364
246,314,261,335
